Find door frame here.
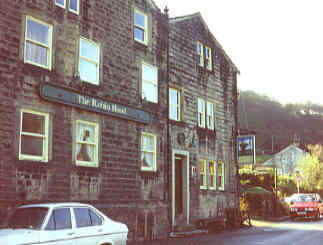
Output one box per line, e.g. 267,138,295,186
171,149,190,227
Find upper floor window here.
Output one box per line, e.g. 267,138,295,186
198,98,205,128
142,63,158,103
141,133,157,171
198,99,215,130
19,109,49,162
169,88,181,121
79,38,100,85
69,0,80,14
196,42,213,70
207,102,215,130
75,120,99,167
199,160,207,189
24,16,53,70
196,41,204,67
218,161,225,190
55,0,66,8
134,9,148,45
205,46,213,71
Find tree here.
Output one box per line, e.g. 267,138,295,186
297,154,323,192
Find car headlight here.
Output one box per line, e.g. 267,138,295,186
307,208,315,211
290,208,297,212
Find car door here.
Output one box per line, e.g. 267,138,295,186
40,207,76,245
73,207,104,245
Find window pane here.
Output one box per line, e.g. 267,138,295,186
54,209,71,230
142,65,157,83
21,135,43,156
46,214,55,230
76,143,95,162
55,0,65,6
77,123,95,143
74,208,92,228
142,82,157,103
142,135,154,151
80,40,98,61
134,12,145,28
8,207,48,230
27,19,49,45
141,152,154,168
25,42,48,66
22,112,45,134
134,28,144,42
79,59,98,84
70,0,78,11
89,210,102,226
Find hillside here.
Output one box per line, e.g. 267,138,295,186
238,90,323,153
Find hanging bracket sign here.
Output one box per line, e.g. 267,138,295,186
40,84,154,124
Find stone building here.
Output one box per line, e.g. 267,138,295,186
0,0,169,242
168,13,240,229
0,0,239,242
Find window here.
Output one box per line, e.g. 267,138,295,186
198,98,205,128
207,102,214,130
24,16,52,69
142,63,158,103
205,46,213,70
209,161,216,189
19,110,49,162
141,133,157,171
134,9,148,45
75,120,99,167
55,0,66,8
218,161,225,190
69,0,79,14
196,41,204,67
46,208,72,230
79,38,100,85
199,160,207,189
74,208,103,228
8,207,48,230
169,88,181,121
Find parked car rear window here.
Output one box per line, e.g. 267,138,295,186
74,207,102,227
8,207,48,229
46,208,72,230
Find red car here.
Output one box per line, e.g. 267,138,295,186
289,193,323,220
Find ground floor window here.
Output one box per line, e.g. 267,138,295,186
141,133,157,171
75,120,99,167
199,160,207,189
19,109,49,162
217,161,225,190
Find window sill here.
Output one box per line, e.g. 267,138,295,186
200,186,208,190
76,161,99,168
19,155,48,162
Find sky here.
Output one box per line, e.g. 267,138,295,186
153,0,323,105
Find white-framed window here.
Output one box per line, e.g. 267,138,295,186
142,63,158,103
198,98,205,128
55,0,66,8
79,38,100,85
169,88,181,121
69,0,80,14
196,41,204,67
205,46,213,71
209,161,216,189
75,120,99,167
207,101,214,130
134,9,148,45
141,133,157,171
199,160,207,189
24,16,53,70
217,161,225,190
19,109,49,162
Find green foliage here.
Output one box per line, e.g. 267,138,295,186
277,176,297,197
298,154,323,192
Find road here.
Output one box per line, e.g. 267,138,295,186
143,219,323,245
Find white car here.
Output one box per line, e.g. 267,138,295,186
0,202,128,245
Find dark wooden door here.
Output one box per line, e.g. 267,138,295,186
175,157,183,217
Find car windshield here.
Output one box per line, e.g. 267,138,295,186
294,195,315,202
7,207,48,229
